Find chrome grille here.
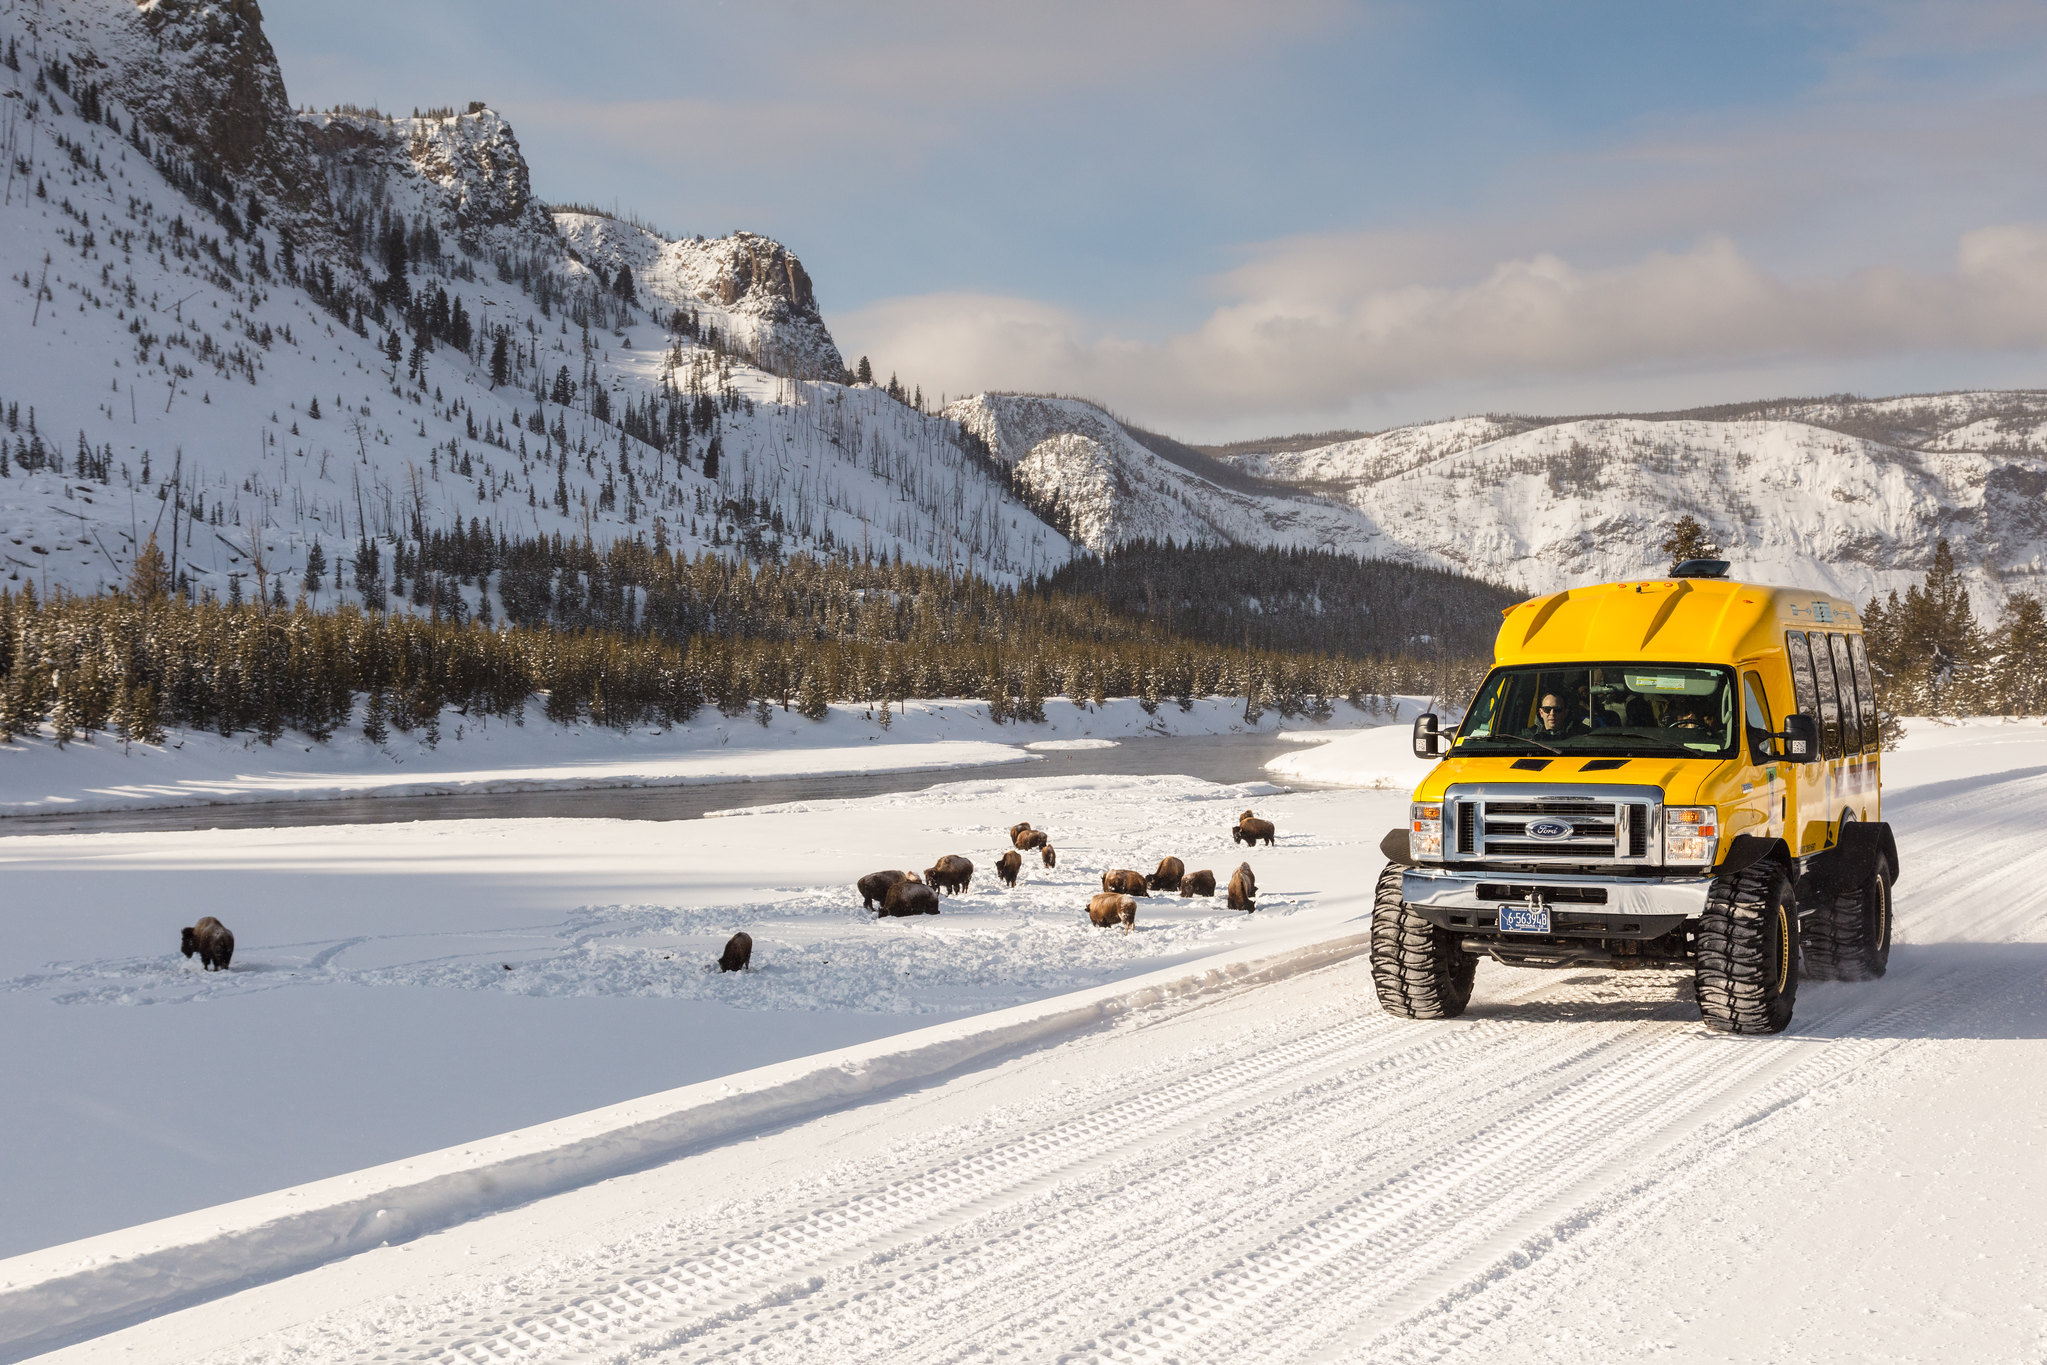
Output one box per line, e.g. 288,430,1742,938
1439,784,1662,866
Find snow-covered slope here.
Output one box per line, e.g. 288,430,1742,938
1224,399,2047,608
554,214,843,381
0,0,1070,606
945,393,1380,554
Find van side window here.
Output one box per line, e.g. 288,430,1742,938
1786,630,1820,731
1813,633,1844,760
1829,633,1861,754
1743,671,1774,764
1847,634,1880,753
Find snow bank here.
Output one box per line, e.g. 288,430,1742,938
1264,721,1435,789
0,696,1382,818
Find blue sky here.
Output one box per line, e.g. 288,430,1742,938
266,2,2047,438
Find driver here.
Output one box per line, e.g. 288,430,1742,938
1525,693,1586,740
1666,698,1712,732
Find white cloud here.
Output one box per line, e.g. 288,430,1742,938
836,227,2047,430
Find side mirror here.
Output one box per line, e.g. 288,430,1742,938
1412,712,1443,760
1775,713,1820,764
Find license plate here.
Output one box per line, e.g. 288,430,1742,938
1498,903,1551,934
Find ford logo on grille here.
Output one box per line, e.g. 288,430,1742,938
1525,819,1575,841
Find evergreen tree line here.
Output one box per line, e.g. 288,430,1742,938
0,534,1495,749
1862,539,2047,721
1034,542,1520,661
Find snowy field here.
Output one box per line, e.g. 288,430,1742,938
0,695,1398,817
0,746,1377,1261
3,716,2044,1362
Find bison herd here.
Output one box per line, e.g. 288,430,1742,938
172,811,1282,984
855,811,1278,934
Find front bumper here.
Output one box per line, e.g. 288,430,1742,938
1400,865,1714,941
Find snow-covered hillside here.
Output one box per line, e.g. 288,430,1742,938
946,393,1379,554
0,0,1070,610
1224,398,2047,608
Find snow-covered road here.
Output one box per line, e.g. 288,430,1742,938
18,721,2047,1363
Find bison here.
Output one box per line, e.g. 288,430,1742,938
882,878,941,916
717,931,753,972
1228,862,1257,912
1148,856,1186,894
1101,868,1149,897
1017,829,1050,851
1087,892,1138,933
1010,821,1035,845
1040,844,1057,869
996,850,1022,887
179,916,235,971
925,854,974,895
1234,817,1277,847
858,869,911,912
1180,869,1217,898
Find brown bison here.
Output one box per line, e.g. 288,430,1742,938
717,931,753,972
1040,844,1057,869
1010,822,1035,845
1148,856,1186,893
1087,892,1138,933
180,916,235,971
1017,829,1050,851
926,854,974,895
882,878,941,916
996,850,1022,887
1180,869,1217,898
1234,816,1276,846
858,869,911,911
1228,862,1257,912
1101,868,1149,897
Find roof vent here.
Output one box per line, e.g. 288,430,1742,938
1671,559,1730,579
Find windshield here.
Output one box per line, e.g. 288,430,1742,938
1454,663,1739,759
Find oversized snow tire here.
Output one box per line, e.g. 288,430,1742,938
1802,868,1892,982
1695,860,1799,1034
1370,863,1477,1020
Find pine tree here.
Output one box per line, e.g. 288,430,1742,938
797,663,830,720
703,434,721,480
128,532,170,601
1993,591,2047,716
856,356,873,385
303,538,327,597
1658,514,1720,572
307,395,321,420
363,686,389,745
613,265,636,304
490,332,509,388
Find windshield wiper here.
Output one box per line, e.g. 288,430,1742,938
1456,733,1562,755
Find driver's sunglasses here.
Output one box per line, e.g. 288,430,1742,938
1538,706,1559,713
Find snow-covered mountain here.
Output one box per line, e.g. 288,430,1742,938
4,0,2044,622
944,393,1378,554
0,0,1070,611
1218,397,2047,609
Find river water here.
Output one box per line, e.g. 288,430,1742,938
0,732,1318,837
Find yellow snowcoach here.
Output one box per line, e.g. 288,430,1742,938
1378,559,1898,1034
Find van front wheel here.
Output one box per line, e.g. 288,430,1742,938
1370,863,1477,1019
1695,861,1799,1034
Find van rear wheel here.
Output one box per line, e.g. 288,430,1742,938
1370,863,1477,1019
1695,861,1799,1034
1803,869,1892,982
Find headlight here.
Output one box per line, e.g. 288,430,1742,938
1664,806,1719,865
1410,802,1443,859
